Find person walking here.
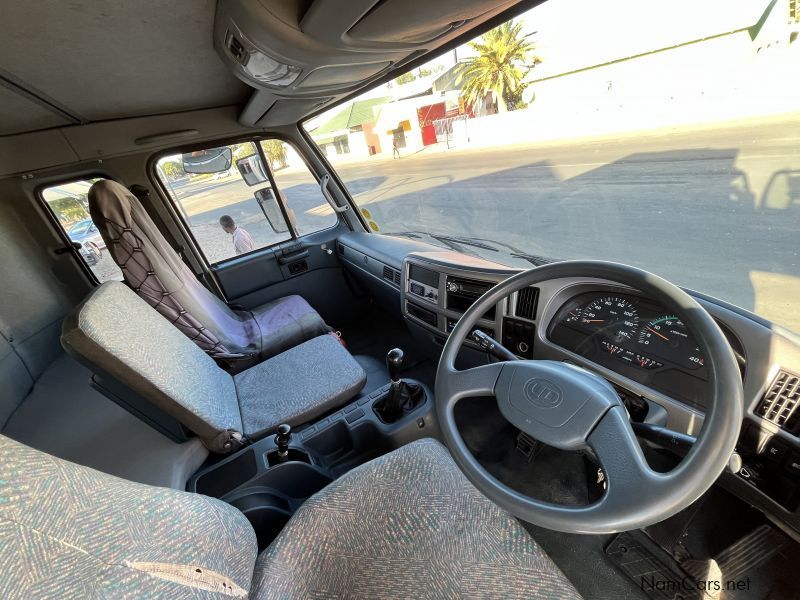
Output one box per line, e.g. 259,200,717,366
219,214,256,255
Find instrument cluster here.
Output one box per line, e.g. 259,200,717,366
548,291,709,407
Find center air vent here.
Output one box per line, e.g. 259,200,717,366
515,287,538,320
383,265,400,287
755,370,800,433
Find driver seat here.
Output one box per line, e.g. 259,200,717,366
0,435,580,599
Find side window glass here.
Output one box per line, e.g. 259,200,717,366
155,142,292,264
259,140,339,235
41,178,123,283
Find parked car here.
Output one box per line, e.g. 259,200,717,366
67,218,105,250
76,240,102,266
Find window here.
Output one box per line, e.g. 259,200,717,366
155,140,337,265
304,1,800,335
41,178,123,284
260,140,338,236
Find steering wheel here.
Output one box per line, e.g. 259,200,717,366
435,261,743,534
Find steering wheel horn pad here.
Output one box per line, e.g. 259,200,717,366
496,361,621,451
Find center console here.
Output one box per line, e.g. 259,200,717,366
188,351,435,550
402,252,538,361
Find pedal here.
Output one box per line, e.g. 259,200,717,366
515,431,541,462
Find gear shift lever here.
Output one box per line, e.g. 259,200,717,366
381,348,405,422
375,348,424,423
275,423,291,462
386,348,404,383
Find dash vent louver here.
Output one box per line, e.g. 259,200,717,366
382,265,400,287
755,370,800,433
515,287,538,320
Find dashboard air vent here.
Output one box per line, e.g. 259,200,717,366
755,370,800,433
516,287,538,320
383,265,400,287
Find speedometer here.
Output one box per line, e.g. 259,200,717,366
581,296,639,343
638,316,705,369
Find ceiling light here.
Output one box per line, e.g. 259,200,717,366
225,30,300,87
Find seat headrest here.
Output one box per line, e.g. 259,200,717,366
88,179,136,225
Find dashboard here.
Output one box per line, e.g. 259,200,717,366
336,231,800,539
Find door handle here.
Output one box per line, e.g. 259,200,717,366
278,250,310,265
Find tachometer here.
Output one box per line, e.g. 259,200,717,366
581,296,639,343
638,316,704,369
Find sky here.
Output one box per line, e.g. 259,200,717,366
521,0,765,77
376,0,769,85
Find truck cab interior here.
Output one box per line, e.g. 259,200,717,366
1,0,799,597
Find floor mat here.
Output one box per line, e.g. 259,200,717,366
606,525,798,600
605,531,700,600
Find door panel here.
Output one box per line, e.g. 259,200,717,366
211,246,283,300
213,225,366,326
154,138,365,326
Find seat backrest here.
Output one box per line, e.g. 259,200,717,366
88,179,256,359
61,281,244,453
0,433,257,597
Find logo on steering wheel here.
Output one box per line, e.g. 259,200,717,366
523,378,563,409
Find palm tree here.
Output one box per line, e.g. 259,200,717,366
456,20,541,113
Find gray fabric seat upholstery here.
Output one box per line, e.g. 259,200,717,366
88,179,330,370
61,282,366,452
252,438,581,599
235,335,367,439
0,434,581,599
0,434,258,598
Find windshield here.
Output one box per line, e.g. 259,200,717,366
303,0,800,334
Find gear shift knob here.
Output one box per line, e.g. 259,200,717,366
275,423,291,459
386,348,404,382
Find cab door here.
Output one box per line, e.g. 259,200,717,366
154,139,360,325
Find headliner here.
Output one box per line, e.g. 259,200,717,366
0,0,250,136
0,0,534,138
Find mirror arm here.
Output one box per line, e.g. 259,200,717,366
320,174,349,213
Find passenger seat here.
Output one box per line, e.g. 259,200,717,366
88,179,330,372
61,282,366,453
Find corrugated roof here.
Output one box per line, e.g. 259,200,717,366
312,96,390,136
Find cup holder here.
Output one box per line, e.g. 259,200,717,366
266,448,311,467
229,489,292,550
225,461,334,549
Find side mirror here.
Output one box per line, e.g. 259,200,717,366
762,169,798,210
236,154,269,186
182,147,232,174
254,187,289,233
